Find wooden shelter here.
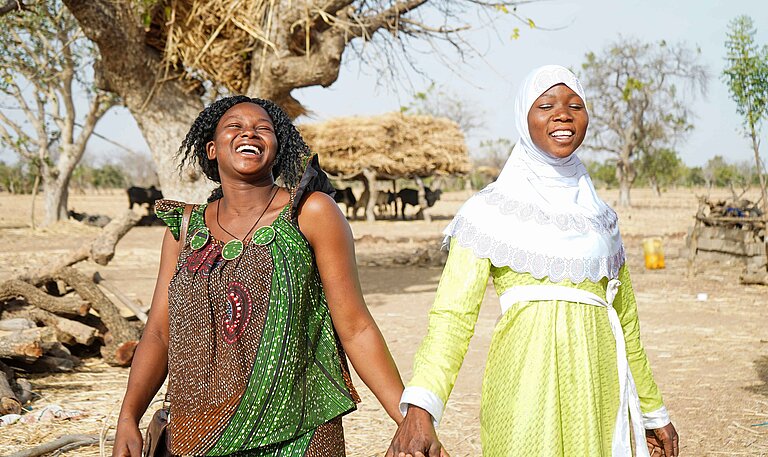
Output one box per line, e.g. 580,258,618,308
299,112,470,221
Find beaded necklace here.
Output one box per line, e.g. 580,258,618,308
188,185,279,260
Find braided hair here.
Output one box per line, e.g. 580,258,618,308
177,96,310,202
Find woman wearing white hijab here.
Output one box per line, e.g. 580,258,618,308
386,65,679,457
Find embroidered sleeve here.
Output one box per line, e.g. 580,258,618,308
155,199,186,241
614,264,670,428
402,238,491,425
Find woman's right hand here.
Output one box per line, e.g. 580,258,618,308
112,418,143,457
386,405,444,457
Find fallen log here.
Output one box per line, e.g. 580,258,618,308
54,267,141,366
740,271,768,286
0,280,90,317
0,327,57,360
22,355,75,373
0,360,21,415
0,318,36,331
19,209,142,284
3,307,98,345
93,271,148,324
6,434,100,457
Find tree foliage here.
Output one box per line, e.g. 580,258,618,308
722,14,768,213
580,37,708,206
0,0,115,224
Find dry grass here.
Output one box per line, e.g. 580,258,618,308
299,112,470,178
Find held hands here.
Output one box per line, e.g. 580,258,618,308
646,422,679,457
386,405,449,457
112,418,143,457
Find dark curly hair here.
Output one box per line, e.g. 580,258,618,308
177,96,310,202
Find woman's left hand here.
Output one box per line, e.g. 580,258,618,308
646,422,679,457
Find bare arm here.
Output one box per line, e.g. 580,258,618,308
112,229,178,457
298,192,404,424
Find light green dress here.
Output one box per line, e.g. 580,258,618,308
406,239,666,456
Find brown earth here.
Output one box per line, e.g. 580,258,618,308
0,188,766,456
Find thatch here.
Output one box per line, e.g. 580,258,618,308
147,0,275,94
298,113,470,178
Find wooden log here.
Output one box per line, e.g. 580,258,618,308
54,267,141,366
695,237,765,257
3,307,98,345
0,280,90,317
0,327,57,360
0,360,21,415
740,271,768,286
18,209,142,284
6,434,100,457
22,355,75,373
92,272,148,324
0,318,36,331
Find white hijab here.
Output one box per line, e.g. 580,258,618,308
444,65,625,283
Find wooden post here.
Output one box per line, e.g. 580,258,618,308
415,177,432,223
362,168,378,223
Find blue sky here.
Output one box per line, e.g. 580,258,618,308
75,0,768,167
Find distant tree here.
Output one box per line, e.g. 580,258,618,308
585,159,618,188
403,84,486,138
723,15,768,214
703,155,742,188
684,166,706,187
580,37,708,206
0,1,115,224
474,138,513,170
637,148,684,196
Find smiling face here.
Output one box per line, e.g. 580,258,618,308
527,83,589,159
206,102,278,182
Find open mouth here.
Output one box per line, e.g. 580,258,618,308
549,129,574,139
235,144,263,156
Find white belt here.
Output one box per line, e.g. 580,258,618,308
499,280,650,457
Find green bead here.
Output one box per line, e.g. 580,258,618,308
189,227,210,250
222,239,244,260
251,226,276,246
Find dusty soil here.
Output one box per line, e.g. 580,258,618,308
0,188,766,456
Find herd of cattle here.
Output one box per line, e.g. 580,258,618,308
333,186,442,220
69,184,441,223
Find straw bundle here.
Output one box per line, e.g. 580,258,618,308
299,112,470,178
149,0,275,93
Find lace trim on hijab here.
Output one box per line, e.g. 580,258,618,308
447,215,625,283
477,186,620,236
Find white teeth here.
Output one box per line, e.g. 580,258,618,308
236,145,262,154
550,130,573,138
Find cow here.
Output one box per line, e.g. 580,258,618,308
396,187,442,220
127,185,163,211
375,191,397,218
333,187,357,219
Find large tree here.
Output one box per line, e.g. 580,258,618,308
32,0,533,203
580,38,707,206
0,1,115,225
723,15,768,215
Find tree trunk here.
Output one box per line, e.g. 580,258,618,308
415,177,432,223
42,173,70,226
362,169,377,223
63,0,211,203
751,130,768,217
650,176,661,197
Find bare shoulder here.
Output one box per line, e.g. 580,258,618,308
297,191,349,242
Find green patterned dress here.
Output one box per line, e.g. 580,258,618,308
155,158,358,456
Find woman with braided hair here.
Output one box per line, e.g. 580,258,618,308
112,96,405,456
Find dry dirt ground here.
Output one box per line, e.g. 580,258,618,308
0,188,766,456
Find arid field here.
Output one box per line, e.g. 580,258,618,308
0,187,766,456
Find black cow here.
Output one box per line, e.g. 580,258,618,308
127,186,163,211
333,187,357,219
396,187,442,219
